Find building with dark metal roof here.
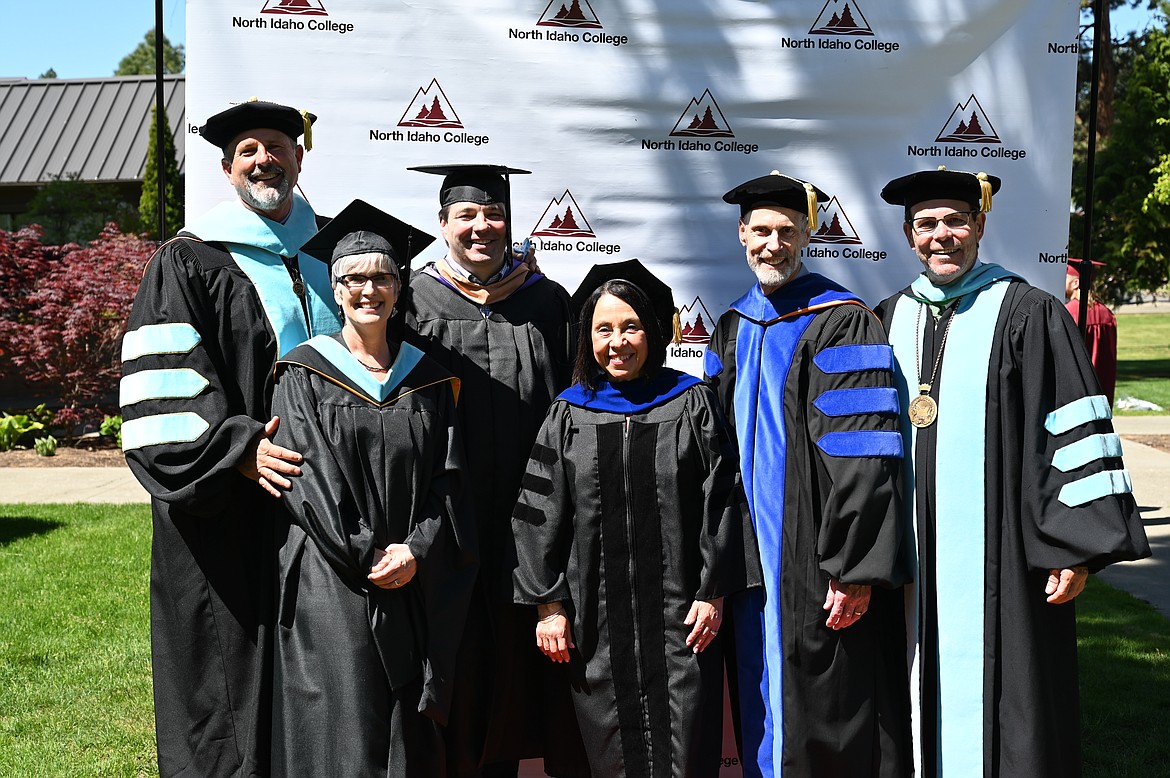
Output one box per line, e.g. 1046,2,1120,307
0,74,185,227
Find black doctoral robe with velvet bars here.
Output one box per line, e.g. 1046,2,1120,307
703,272,912,778
119,196,338,778
877,266,1149,778
512,369,760,777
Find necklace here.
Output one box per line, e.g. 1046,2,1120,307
909,302,957,428
357,358,390,373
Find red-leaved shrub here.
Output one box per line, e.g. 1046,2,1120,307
0,224,152,424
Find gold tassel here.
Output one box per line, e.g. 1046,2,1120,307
671,309,682,344
300,109,313,151
804,182,818,232
977,172,992,212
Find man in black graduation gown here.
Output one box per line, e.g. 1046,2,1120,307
402,164,585,777
120,100,340,777
703,172,912,777
875,167,1151,778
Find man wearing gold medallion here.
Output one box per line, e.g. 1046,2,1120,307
875,167,1149,778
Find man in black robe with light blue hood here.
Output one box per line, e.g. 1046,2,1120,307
875,167,1150,778
120,99,339,777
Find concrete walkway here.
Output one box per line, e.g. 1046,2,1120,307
1,417,1168,616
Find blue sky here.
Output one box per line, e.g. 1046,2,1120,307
0,2,1158,81
0,0,186,79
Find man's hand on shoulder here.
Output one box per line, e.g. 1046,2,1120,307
237,416,303,498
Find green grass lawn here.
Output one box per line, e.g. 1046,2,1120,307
0,504,155,777
1116,312,1170,413
0,505,1167,775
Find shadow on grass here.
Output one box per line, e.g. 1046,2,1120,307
1117,358,1170,380
1079,578,1170,776
0,515,64,547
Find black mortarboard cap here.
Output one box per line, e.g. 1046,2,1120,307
409,163,531,208
722,170,830,230
571,259,680,344
300,199,435,278
199,98,317,151
410,163,531,254
880,167,1001,218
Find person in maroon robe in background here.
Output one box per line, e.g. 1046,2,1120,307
1065,258,1118,407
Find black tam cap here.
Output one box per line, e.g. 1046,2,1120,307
199,99,317,151
722,171,829,230
300,199,435,278
881,167,1001,218
409,163,531,208
571,259,680,344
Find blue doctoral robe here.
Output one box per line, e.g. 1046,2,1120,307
704,271,912,778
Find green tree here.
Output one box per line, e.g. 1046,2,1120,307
139,103,184,240
114,28,184,76
1072,3,1170,302
38,68,57,79
21,174,141,245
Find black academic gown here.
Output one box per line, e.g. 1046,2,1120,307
119,197,337,778
401,263,587,775
512,370,760,778
877,267,1150,778
268,334,477,777
704,272,912,778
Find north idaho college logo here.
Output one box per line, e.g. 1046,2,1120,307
671,296,715,359
785,0,898,52
369,79,489,146
907,94,1026,161
262,0,326,15
642,90,758,155
530,191,621,255
807,199,888,262
538,0,602,28
680,297,715,344
399,79,462,129
672,90,733,139
810,0,873,35
235,0,353,33
810,199,862,246
510,0,628,46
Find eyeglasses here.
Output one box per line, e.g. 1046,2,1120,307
338,273,397,289
908,211,978,235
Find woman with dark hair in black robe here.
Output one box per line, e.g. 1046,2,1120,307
512,260,759,777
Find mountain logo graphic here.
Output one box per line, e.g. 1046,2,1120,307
935,95,1001,144
538,0,603,28
810,198,862,245
398,80,463,129
679,297,716,344
531,191,597,238
809,0,873,36
261,0,328,15
670,90,734,138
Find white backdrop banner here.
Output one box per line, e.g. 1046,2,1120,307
186,1,1079,766
187,0,1081,375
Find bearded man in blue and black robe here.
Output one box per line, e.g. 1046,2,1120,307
704,171,913,778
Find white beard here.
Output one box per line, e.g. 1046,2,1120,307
747,253,798,288
237,174,292,213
